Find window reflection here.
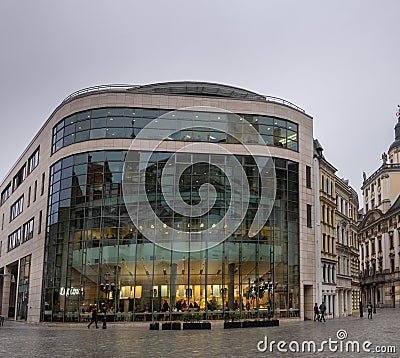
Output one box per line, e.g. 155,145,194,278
52,108,299,153
44,150,299,322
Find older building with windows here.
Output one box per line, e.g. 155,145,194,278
0,82,317,323
359,108,400,309
313,140,338,317
335,177,359,316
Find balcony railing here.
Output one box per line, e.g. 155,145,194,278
60,84,306,113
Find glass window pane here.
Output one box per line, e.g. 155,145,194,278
106,151,123,161
91,108,109,118
76,111,91,121
63,134,74,146
64,123,75,136
76,119,90,131
90,128,106,139
89,151,105,163
107,108,125,116
274,118,287,128
75,131,90,142
92,117,106,129
55,120,64,132
107,117,131,127
106,127,126,138
65,114,76,125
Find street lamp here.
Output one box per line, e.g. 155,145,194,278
358,272,363,318
246,272,277,319
100,271,119,329
263,271,275,319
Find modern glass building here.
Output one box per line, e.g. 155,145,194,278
0,82,316,322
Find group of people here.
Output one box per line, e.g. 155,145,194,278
174,299,200,311
313,302,327,322
161,299,203,312
314,301,375,321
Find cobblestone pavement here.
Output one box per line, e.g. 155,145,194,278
0,309,398,358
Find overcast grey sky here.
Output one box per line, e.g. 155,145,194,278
1,0,399,202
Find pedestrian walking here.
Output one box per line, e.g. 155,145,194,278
313,303,320,321
319,301,326,322
367,302,373,319
88,307,99,329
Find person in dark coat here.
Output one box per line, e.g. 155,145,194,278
367,302,373,319
313,303,320,321
319,301,326,322
88,307,99,329
162,300,169,312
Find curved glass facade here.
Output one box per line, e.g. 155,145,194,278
52,108,298,153
43,150,299,321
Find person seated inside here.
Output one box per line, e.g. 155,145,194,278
162,300,169,312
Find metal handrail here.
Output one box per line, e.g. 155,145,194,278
60,84,306,113
264,96,305,113
61,84,139,104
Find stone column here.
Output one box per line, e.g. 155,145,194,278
170,263,177,311
333,294,337,317
341,290,345,316
382,232,389,271
1,271,11,317
394,229,399,270
368,239,373,273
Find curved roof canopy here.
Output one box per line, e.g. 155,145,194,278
129,81,267,102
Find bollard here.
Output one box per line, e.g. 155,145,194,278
102,313,107,329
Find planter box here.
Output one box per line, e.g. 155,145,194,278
172,322,181,330
231,320,280,329
182,322,211,330
253,320,265,327
224,321,242,329
265,320,279,327
183,322,202,330
162,322,171,330
162,322,181,330
201,322,211,330
241,320,266,328
242,321,255,328
149,322,159,330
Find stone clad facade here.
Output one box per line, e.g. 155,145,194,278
359,109,400,309
335,177,359,316
0,82,317,322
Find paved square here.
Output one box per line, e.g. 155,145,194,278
0,309,397,357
